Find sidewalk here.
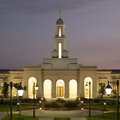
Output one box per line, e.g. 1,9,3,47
0,109,108,120
20,109,103,120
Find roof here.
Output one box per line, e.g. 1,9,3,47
0,69,23,74
56,18,64,24
98,69,120,74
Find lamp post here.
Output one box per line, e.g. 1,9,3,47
10,81,13,120
17,102,19,111
81,101,83,110
17,82,24,120
78,98,81,108
33,83,39,118
105,80,119,120
39,101,41,110
104,102,106,111
85,82,91,117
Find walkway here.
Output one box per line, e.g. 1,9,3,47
0,109,110,120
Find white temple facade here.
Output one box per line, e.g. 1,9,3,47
0,15,120,99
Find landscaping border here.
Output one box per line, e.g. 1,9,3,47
40,109,83,114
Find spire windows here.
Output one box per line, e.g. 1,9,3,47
59,28,62,37
58,43,62,58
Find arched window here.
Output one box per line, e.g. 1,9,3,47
44,79,52,98
84,77,93,98
69,79,77,98
28,77,37,98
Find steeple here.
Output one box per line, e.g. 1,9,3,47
51,11,69,58
39,12,82,69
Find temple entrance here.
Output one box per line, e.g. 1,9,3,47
57,86,63,97
56,79,64,98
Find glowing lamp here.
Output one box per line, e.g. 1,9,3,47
105,81,112,96
35,84,39,91
85,84,88,90
17,83,24,97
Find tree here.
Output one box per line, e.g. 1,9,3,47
98,83,105,118
1,82,9,98
98,83,105,98
14,83,27,90
112,89,117,98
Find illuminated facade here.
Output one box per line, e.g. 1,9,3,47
0,16,120,99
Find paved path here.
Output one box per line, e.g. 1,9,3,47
0,109,111,120
0,112,9,120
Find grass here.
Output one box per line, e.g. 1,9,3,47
1,114,38,120
85,104,120,111
54,118,70,120
86,112,120,120
0,104,38,112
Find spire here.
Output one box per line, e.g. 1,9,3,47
51,15,69,58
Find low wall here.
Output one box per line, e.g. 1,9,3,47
40,109,83,114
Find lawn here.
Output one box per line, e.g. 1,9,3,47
1,114,38,120
85,104,120,111
0,104,39,112
86,112,120,120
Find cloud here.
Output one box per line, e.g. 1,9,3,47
0,0,109,15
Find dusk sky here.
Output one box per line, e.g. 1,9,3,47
1,0,120,69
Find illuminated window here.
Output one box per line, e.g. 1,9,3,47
69,80,77,98
84,77,92,98
59,28,61,37
59,43,62,58
44,79,52,98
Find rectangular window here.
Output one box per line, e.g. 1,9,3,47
59,28,61,37
59,43,62,58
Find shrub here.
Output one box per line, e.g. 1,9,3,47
50,101,58,108
44,99,80,108
57,102,66,108
65,101,78,108
0,98,4,104
56,98,65,103
3,100,10,105
44,101,58,108
92,98,100,103
106,101,112,105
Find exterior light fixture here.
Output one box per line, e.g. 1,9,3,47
105,80,119,120
85,83,88,90
17,83,24,97
105,81,112,96
33,83,39,118
35,84,38,91
85,82,91,117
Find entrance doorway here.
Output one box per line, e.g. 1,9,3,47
57,86,63,97
56,80,64,98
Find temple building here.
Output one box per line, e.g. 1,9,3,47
0,14,120,99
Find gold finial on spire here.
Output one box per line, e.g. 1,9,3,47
58,10,61,18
